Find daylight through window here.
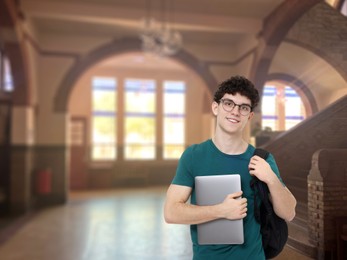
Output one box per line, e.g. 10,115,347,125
262,83,306,131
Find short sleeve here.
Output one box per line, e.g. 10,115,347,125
267,153,285,185
171,145,195,187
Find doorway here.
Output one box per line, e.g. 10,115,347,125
69,117,88,190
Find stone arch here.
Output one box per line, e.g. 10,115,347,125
250,0,321,95
284,38,347,83
54,37,218,112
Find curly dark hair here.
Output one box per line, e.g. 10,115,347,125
213,75,260,110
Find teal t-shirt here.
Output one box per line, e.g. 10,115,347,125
172,139,282,260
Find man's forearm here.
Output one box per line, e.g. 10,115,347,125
164,202,222,225
267,177,297,221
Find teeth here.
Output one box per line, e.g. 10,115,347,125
227,118,238,123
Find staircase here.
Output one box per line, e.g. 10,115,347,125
262,94,347,258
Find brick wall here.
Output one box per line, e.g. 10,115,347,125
307,149,347,259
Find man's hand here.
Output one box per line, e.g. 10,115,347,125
248,155,275,184
164,185,248,224
248,156,297,221
218,191,247,220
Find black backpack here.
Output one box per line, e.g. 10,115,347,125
250,148,288,259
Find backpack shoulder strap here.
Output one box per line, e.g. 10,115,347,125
253,148,269,160
251,148,271,222
250,148,269,187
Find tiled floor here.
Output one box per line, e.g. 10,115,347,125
0,187,313,260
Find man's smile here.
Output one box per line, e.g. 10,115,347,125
226,117,240,123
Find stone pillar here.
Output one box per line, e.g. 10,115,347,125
35,112,69,207
10,106,35,214
307,149,347,259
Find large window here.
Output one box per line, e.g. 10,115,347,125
0,51,14,93
124,79,156,159
163,81,185,159
91,77,117,160
262,83,306,131
91,77,186,161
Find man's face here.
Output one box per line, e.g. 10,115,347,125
212,93,254,135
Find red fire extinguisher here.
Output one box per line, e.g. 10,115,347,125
36,168,52,194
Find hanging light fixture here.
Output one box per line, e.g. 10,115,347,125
140,0,182,57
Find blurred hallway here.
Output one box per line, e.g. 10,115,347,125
2,1,347,257
0,187,313,260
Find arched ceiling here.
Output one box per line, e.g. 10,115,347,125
20,0,284,45
270,42,347,104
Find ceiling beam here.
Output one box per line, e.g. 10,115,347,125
21,0,262,34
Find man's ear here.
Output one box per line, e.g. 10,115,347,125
212,101,218,116
248,111,254,120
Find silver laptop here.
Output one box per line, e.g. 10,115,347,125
195,174,244,245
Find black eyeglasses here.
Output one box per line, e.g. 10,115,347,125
219,99,252,116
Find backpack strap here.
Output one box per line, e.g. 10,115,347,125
250,148,289,258
253,148,269,160
250,148,270,223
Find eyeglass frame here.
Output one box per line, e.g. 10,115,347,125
219,98,253,116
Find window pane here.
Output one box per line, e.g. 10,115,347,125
163,81,185,159
92,114,116,160
164,144,185,159
125,79,155,113
164,118,184,143
93,116,116,142
124,79,156,159
125,144,155,159
91,77,117,160
262,83,306,132
2,56,14,92
92,77,117,110
262,85,277,131
125,117,155,143
164,81,185,114
284,86,305,130
4,58,14,92
92,144,116,160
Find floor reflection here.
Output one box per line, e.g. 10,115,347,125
0,187,313,260
0,187,192,260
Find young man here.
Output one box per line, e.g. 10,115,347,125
164,75,296,259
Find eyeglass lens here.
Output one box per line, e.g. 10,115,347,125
221,99,251,115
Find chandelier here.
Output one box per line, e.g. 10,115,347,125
140,0,182,57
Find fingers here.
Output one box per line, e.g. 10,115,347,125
228,193,247,208
248,156,257,170
250,155,264,164
250,155,260,162
229,191,243,199
236,200,248,218
249,155,265,172
240,205,248,215
222,192,248,219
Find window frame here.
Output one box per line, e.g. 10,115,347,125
91,76,118,161
261,82,307,132
89,71,188,162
